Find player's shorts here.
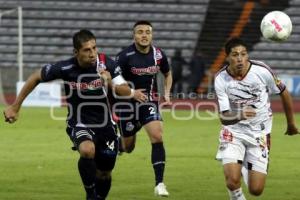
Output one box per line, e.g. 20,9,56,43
216,128,271,174
66,125,118,171
116,101,162,137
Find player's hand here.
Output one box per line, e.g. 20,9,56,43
285,124,299,136
163,92,172,106
133,89,147,103
241,106,256,120
3,105,19,124
98,70,112,84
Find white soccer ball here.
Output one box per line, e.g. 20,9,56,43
260,11,292,42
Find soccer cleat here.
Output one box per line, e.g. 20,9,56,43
154,182,169,197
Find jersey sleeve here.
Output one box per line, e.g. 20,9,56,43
106,56,122,79
262,68,286,95
159,50,170,74
115,51,128,71
214,75,230,112
40,62,63,82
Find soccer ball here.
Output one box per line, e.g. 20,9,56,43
260,11,293,42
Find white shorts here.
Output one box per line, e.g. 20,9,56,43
216,128,271,174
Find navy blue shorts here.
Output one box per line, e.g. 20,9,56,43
66,125,118,171
116,101,162,137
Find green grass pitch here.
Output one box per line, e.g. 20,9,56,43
1,106,300,200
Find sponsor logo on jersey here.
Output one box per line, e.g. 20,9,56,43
131,66,160,75
69,79,103,90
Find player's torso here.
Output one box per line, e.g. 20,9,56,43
122,46,161,94
60,59,112,127
220,65,272,140
222,65,270,112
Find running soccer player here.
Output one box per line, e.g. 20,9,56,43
115,20,172,197
3,29,145,200
214,37,299,200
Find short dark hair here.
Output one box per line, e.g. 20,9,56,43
72,29,96,50
224,37,248,55
133,20,153,29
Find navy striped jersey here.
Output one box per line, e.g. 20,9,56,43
40,54,120,128
116,44,170,101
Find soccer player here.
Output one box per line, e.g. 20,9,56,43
115,20,172,197
214,37,299,200
3,29,146,200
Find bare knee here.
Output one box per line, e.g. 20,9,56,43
79,141,95,158
122,136,136,153
249,186,264,196
226,176,241,191
150,133,163,143
124,143,135,153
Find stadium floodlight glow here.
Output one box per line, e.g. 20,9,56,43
0,6,23,82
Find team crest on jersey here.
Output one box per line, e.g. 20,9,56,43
155,49,162,60
97,61,106,71
125,122,135,131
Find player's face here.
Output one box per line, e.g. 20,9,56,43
74,39,98,68
227,45,250,76
133,25,153,48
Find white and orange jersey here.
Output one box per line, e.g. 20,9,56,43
214,60,285,144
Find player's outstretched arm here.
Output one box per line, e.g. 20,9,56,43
3,69,42,123
280,89,299,135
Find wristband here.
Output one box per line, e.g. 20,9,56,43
130,89,135,96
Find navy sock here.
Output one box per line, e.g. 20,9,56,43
78,157,97,198
151,142,166,186
95,177,111,200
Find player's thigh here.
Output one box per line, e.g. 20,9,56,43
93,127,118,171
244,135,270,174
143,120,163,143
216,130,246,164
66,126,96,157
248,170,266,193
118,118,141,138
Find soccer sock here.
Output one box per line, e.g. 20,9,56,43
78,157,97,198
228,188,246,200
95,176,111,200
151,142,166,186
241,166,249,187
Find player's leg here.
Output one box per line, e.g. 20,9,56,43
121,135,136,153
143,120,169,197
95,170,112,200
117,118,140,153
117,103,140,153
223,163,246,200
67,127,97,199
248,171,266,196
216,129,246,200
93,127,118,200
245,134,270,196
